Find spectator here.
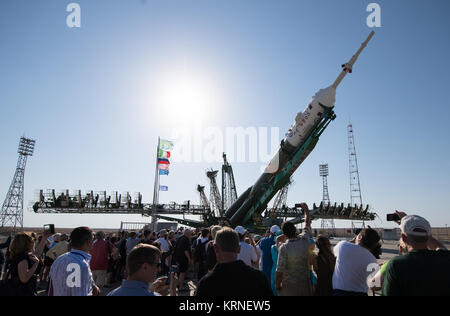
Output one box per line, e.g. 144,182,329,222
4,231,50,296
108,244,176,296
258,224,280,280
140,230,154,245
270,230,285,295
205,225,222,272
382,212,450,296
193,228,210,280
117,231,128,279
309,238,317,293
42,234,60,282
312,235,336,296
195,227,273,296
49,227,100,296
90,231,115,290
235,226,258,268
46,234,69,261
173,228,192,292
156,230,171,275
276,203,312,296
126,232,139,256
0,235,12,276
332,226,381,296
369,238,407,294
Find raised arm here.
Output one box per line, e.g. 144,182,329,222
299,203,311,229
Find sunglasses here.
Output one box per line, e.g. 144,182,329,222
147,262,161,268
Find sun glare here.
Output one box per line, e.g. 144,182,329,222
156,72,215,123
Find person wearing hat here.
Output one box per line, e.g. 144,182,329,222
258,224,281,280
382,211,450,296
235,226,259,268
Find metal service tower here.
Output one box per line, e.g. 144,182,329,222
0,137,36,233
319,164,335,235
348,124,365,229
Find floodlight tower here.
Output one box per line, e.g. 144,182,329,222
0,137,36,234
319,164,335,235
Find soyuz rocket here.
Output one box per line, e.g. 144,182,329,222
224,31,375,227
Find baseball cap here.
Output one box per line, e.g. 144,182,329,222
235,226,247,236
270,225,281,234
400,215,431,236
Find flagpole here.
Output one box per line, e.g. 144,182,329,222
152,137,160,231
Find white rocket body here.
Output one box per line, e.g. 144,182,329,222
265,86,336,174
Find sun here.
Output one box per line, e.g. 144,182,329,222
156,72,215,123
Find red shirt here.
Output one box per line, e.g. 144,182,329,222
90,239,114,271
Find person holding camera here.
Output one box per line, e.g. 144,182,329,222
382,211,450,296
332,227,381,296
3,230,51,296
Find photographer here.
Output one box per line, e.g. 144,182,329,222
3,230,51,296
332,227,380,296
382,212,450,296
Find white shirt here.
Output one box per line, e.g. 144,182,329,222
50,250,94,296
332,241,378,294
237,241,258,267
156,237,170,252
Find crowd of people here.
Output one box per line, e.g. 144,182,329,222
0,204,449,296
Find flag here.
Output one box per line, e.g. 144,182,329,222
159,169,169,175
159,139,174,151
159,185,168,191
158,164,169,170
158,149,171,159
158,158,170,164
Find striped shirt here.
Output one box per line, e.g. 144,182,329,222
49,249,95,296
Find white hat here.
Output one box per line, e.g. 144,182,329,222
235,226,247,236
400,215,431,236
270,225,281,234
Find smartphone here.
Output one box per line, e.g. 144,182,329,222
44,224,55,234
166,265,179,285
386,213,401,222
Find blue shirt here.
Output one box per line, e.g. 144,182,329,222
107,280,161,296
259,235,276,279
49,249,95,296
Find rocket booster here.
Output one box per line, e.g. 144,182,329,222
224,31,375,226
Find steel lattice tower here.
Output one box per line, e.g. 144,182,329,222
221,153,237,211
0,137,35,234
319,164,335,235
207,170,223,218
348,124,365,229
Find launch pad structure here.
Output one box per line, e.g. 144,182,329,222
28,32,378,234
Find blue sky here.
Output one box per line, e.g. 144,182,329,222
1,0,449,230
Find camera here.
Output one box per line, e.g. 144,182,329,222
386,213,401,222
43,224,55,235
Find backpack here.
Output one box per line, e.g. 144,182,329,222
193,239,208,263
